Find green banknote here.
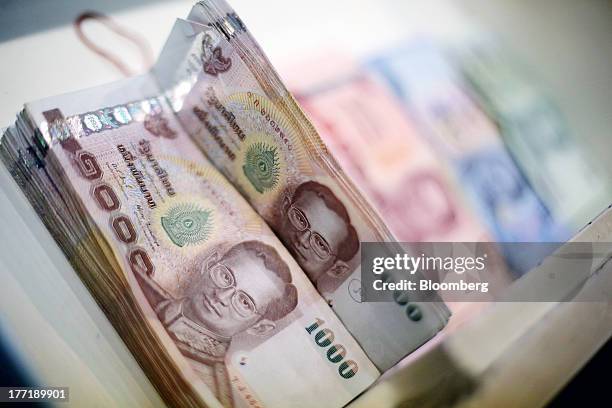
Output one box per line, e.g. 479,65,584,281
455,42,612,231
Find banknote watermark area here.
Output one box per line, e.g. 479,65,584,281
360,242,611,302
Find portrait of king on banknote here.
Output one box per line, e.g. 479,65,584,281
132,239,298,406
277,181,360,290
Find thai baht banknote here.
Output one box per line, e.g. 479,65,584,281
157,1,452,371
454,41,612,231
367,41,570,274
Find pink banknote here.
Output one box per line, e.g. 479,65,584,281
283,56,491,243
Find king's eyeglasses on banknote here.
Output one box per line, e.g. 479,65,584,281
279,181,359,285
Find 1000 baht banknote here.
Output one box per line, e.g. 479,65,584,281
4,74,379,408
148,2,451,371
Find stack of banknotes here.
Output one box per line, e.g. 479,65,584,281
0,1,452,407
1,1,609,407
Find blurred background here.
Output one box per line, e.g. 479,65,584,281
0,0,610,406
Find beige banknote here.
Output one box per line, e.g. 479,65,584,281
147,1,453,370
2,76,379,408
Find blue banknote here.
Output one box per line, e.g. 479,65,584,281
367,41,570,273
